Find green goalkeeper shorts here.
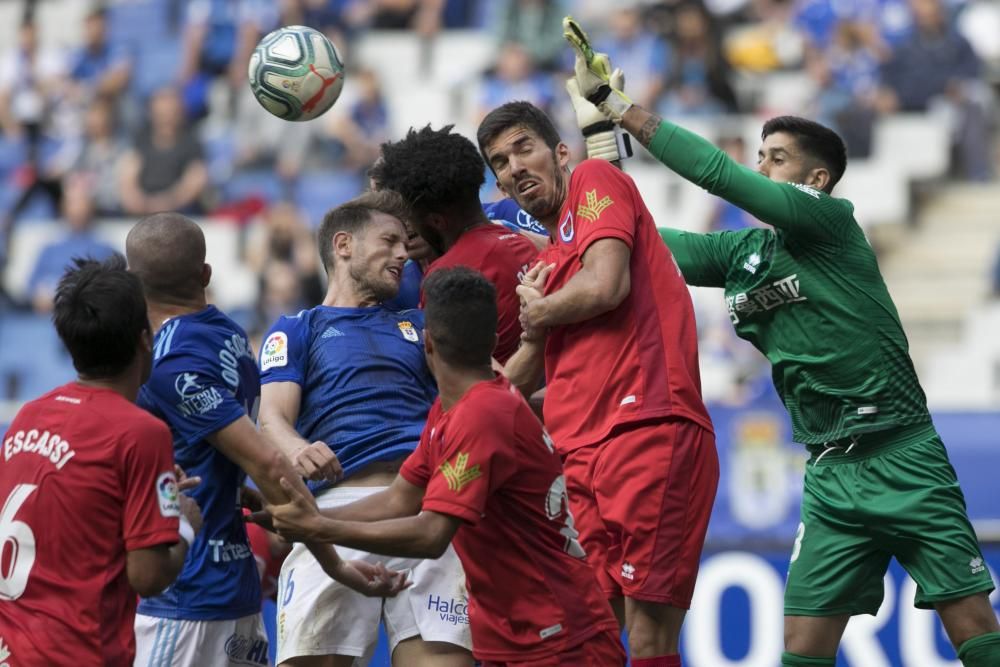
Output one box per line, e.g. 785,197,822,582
784,422,995,617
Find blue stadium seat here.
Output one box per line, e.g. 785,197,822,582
295,170,364,229
0,313,75,401
223,169,289,204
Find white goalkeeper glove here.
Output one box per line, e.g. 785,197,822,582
565,74,632,162
563,16,634,123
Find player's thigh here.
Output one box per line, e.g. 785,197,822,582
134,614,269,667
935,592,1000,648
561,443,618,597
391,638,473,667
592,418,718,607
870,435,996,612
785,465,891,617
279,656,354,667
274,541,382,663
784,614,851,657
382,542,473,655
480,629,626,667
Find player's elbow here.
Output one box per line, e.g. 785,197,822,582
417,535,451,560
127,547,182,597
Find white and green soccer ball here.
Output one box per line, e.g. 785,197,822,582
248,25,345,122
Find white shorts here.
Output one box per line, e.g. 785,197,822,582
134,612,268,667
275,486,472,664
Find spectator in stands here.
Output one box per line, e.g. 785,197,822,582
350,0,447,36
66,6,131,103
282,0,355,46
658,1,738,117
120,87,208,215
67,97,127,216
254,259,308,337
244,202,324,307
492,0,568,69
177,0,278,117
325,67,390,172
0,12,69,234
27,175,115,314
876,0,993,180
806,19,884,157
478,42,555,121
594,6,669,111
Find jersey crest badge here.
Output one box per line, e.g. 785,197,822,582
576,189,614,222
261,332,288,370
397,321,419,343
156,471,180,517
439,452,481,493
558,211,574,243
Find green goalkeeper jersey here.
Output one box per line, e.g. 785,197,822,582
649,120,931,444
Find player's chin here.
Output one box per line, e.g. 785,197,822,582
374,278,400,303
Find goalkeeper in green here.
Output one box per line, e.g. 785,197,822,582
564,17,1000,667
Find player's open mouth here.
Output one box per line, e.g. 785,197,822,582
517,180,539,195
386,266,402,280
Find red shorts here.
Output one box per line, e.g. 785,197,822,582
562,417,719,606
480,629,625,666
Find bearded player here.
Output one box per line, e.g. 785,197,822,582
370,125,540,364
475,97,718,665
565,17,1000,667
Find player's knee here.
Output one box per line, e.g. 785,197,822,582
624,600,683,656
936,592,1000,647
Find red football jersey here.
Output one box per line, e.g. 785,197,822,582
538,159,713,451
421,223,538,364
0,383,179,666
400,375,619,662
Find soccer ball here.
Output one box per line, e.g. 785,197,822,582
248,25,345,122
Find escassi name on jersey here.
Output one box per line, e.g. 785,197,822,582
3,428,76,469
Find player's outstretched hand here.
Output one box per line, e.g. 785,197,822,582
266,476,324,542
563,16,633,122
293,440,343,483
339,560,411,598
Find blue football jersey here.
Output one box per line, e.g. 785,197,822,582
136,306,261,621
383,259,423,311
259,305,436,494
482,198,548,236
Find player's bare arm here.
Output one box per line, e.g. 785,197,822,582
270,477,462,560
259,380,342,482
521,238,631,330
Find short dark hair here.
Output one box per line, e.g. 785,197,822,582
476,101,561,163
762,116,847,192
422,267,497,368
317,190,409,271
125,212,206,304
53,254,150,378
369,125,485,219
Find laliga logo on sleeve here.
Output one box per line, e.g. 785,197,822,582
397,321,419,343
261,332,288,370
156,471,181,517
558,211,574,243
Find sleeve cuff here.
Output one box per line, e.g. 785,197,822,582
126,528,180,552
399,464,428,489
422,498,482,526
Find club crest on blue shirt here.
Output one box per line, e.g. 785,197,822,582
397,321,419,343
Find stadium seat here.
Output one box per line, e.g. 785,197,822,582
2,222,61,303
355,32,425,96
836,159,908,227
430,30,497,87
223,169,289,205
0,312,75,402
295,170,363,229
872,114,950,182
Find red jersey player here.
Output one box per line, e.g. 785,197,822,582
477,101,719,666
0,255,201,666
369,125,541,364
256,267,625,665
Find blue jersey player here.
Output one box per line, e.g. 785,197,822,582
258,191,473,666
125,213,408,667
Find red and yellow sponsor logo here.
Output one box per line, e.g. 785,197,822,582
576,189,614,222
439,452,482,492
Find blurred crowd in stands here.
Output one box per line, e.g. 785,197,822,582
0,0,997,408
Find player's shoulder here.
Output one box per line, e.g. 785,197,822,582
785,182,855,214
110,398,172,443
572,158,631,184
452,377,519,427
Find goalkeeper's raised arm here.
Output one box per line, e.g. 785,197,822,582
563,16,855,246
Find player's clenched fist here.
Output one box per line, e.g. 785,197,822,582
293,440,343,482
